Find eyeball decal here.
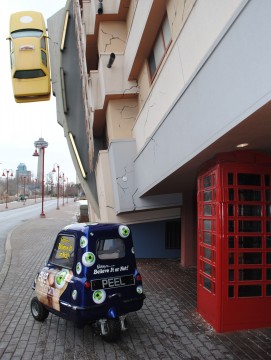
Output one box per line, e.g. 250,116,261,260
76,262,82,275
93,289,106,304
55,269,69,289
136,285,143,294
72,290,78,300
119,225,130,238
82,252,95,267
80,236,88,248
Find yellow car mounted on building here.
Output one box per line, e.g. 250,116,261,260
8,11,51,103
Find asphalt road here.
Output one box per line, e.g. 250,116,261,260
0,199,59,271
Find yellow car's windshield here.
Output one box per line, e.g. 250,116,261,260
11,29,43,39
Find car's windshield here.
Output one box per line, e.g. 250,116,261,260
11,29,43,39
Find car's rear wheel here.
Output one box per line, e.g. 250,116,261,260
30,297,49,322
102,318,121,342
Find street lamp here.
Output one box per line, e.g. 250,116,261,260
33,137,48,218
2,169,14,209
52,163,60,210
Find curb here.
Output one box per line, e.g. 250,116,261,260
0,227,14,290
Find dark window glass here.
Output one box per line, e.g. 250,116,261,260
203,262,212,276
228,236,234,248
41,37,46,50
203,277,212,291
229,253,234,264
238,221,261,232
228,189,234,201
204,176,211,188
238,190,261,201
203,248,212,260
238,236,262,248
204,220,212,231
238,285,262,297
266,190,271,202
50,234,75,269
41,51,47,66
266,205,271,217
204,190,212,202
97,238,125,260
204,204,212,216
148,52,156,78
237,174,261,186
266,269,271,280
148,15,171,80
228,220,234,232
238,205,262,217
228,173,234,185
228,285,234,298
165,221,180,249
238,253,262,264
238,269,262,281
267,285,271,296
203,232,211,245
267,253,271,264
267,237,271,248
265,175,270,186
14,69,45,79
266,222,271,233
229,270,234,281
228,204,234,216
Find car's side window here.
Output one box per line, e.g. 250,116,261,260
97,238,125,260
50,234,75,269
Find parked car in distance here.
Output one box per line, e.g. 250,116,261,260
8,11,51,103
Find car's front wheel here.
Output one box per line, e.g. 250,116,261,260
30,297,49,322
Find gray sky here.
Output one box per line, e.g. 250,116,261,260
0,0,77,183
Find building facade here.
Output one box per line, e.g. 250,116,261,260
48,0,271,266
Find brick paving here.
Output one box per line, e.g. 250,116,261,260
0,202,271,359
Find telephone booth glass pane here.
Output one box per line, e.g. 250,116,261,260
237,174,261,186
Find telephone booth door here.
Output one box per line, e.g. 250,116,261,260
197,151,271,332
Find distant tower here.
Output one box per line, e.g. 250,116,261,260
33,137,48,181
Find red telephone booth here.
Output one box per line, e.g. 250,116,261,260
197,150,271,332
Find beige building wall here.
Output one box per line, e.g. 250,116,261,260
133,0,246,151
86,0,247,223
106,99,137,142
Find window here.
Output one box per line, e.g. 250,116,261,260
97,238,125,260
14,69,46,79
50,234,75,269
148,15,171,80
165,221,180,249
11,29,43,39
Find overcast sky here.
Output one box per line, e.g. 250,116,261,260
0,0,78,183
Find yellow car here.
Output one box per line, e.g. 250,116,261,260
8,11,51,103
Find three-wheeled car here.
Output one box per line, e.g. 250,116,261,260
31,222,145,342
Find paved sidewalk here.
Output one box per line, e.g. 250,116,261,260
0,203,271,359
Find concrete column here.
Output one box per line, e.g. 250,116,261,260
180,188,197,267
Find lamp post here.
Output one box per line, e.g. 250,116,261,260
2,169,14,209
52,163,60,210
20,175,26,205
66,177,68,204
33,137,48,218
59,171,65,206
